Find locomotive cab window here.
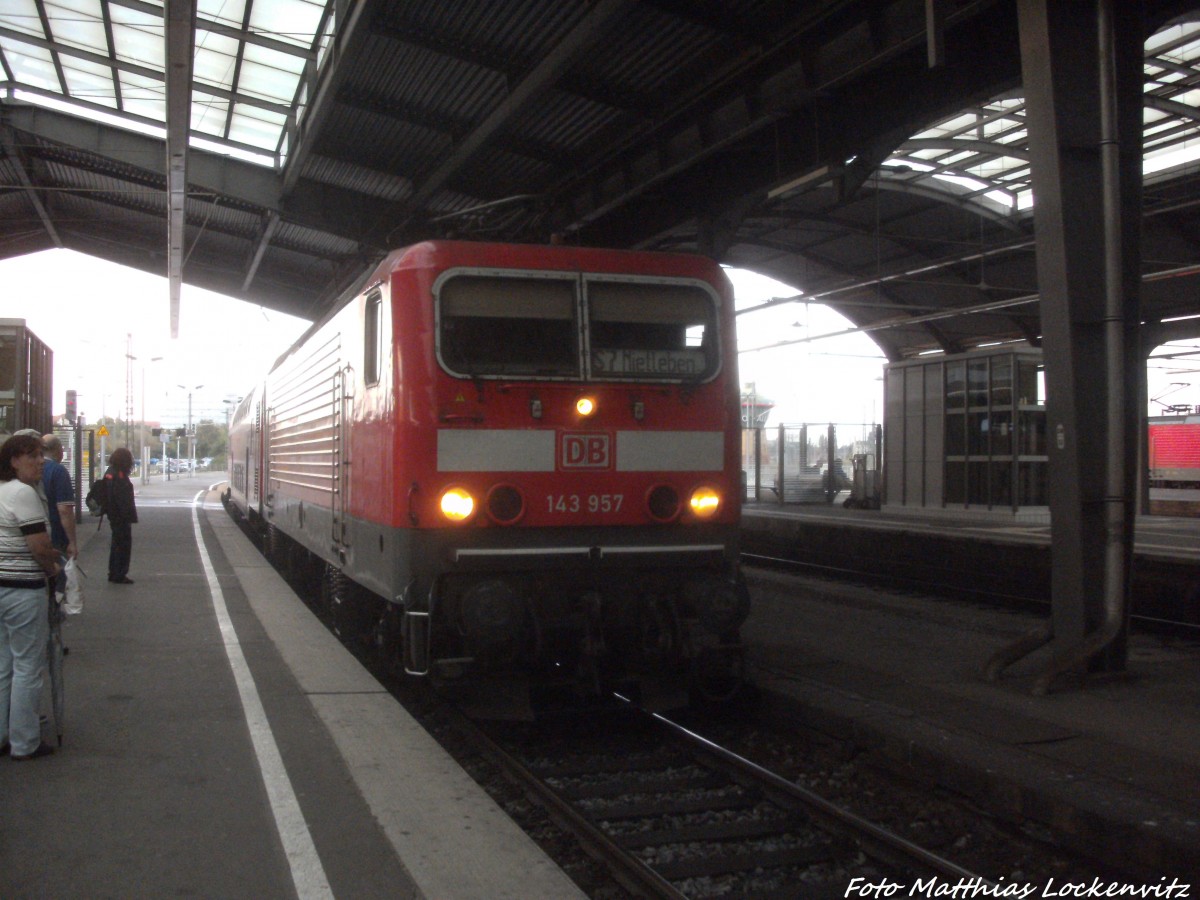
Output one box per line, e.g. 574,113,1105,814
438,276,579,377
364,290,383,385
587,281,717,381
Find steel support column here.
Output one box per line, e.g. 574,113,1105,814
1012,1,1144,688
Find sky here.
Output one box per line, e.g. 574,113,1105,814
0,249,310,429
726,267,887,429
2,248,1191,434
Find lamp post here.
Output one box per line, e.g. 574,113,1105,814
177,384,204,477
139,356,163,482
124,333,133,448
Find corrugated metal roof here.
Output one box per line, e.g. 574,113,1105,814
1,0,1199,363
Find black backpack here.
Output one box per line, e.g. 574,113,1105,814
85,477,108,516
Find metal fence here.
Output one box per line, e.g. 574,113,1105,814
54,422,97,526
742,423,882,506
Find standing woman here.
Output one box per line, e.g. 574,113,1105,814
105,447,138,584
0,433,62,761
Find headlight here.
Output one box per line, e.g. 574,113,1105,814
575,395,597,417
689,486,721,518
439,487,476,522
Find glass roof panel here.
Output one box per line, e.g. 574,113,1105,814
996,166,1032,182
1146,22,1200,54
110,7,165,69
193,30,240,86
0,1,43,39
937,150,977,167
982,118,1022,140
1145,140,1200,175
984,189,1016,210
239,44,306,104
61,56,118,108
198,0,248,28
120,71,165,121
250,0,325,49
1151,69,1188,85
2,43,60,92
45,1,107,55
873,25,1200,222
191,94,229,136
1,0,333,168
971,156,1026,178
228,102,288,149
1171,36,1200,59
916,113,981,139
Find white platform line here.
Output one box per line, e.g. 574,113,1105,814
190,491,333,899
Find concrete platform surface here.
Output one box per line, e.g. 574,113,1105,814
742,566,1200,878
0,473,584,899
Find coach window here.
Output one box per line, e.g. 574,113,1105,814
587,281,717,381
438,275,579,377
364,291,383,385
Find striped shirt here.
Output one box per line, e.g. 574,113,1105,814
0,479,49,587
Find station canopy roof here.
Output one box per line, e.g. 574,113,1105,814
2,1,1200,361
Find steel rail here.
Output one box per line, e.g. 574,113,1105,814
620,697,987,883
445,706,688,900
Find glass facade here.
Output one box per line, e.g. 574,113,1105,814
885,350,1046,510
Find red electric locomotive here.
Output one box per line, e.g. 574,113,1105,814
227,240,749,709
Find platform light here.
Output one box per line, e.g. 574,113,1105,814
689,486,721,518
576,395,597,417
439,487,476,522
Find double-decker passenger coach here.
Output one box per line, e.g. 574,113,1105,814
227,240,748,710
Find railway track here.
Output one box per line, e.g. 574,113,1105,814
231,504,1126,894
449,699,983,899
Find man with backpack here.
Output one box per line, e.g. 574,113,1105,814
40,434,77,563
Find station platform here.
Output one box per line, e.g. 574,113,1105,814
741,500,1200,624
0,473,585,899
741,563,1200,878
742,497,1200,562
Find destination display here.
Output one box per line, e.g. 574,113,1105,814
591,348,705,376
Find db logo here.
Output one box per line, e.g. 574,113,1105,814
561,432,611,469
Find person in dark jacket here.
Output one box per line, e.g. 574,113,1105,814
104,447,138,584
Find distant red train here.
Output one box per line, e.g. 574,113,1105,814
1148,417,1200,488
226,240,748,709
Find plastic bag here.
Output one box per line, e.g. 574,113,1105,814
63,558,84,615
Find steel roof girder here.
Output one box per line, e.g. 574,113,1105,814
569,7,1022,248
165,0,195,339
280,0,382,196
0,122,61,247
